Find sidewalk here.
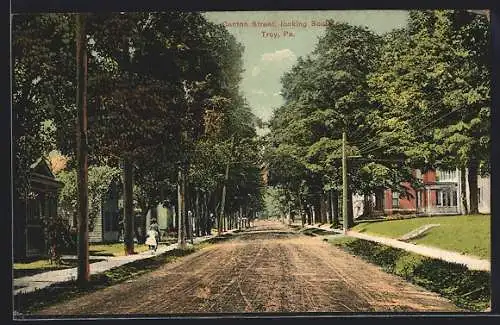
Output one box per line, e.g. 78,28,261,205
300,223,491,272
13,232,228,296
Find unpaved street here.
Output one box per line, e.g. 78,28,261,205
35,220,459,315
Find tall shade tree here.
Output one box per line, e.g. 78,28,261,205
367,10,490,214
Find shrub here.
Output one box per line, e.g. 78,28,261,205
41,215,75,264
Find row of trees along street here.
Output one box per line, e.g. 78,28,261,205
264,10,490,229
13,12,264,286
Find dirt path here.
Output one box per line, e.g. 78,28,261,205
34,220,459,315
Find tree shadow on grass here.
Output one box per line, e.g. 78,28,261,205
334,238,490,311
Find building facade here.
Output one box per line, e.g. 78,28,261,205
14,158,63,259
382,168,490,216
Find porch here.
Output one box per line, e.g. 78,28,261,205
416,182,460,216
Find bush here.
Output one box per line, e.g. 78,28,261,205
41,216,75,264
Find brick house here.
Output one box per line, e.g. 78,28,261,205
383,168,490,216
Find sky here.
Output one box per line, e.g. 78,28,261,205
203,10,409,134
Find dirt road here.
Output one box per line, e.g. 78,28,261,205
35,220,459,315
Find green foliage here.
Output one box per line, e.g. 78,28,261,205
57,165,121,231
265,10,490,220
40,215,75,264
265,21,400,221
331,238,490,311
12,14,76,197
367,10,490,172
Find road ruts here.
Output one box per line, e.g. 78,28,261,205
33,220,460,315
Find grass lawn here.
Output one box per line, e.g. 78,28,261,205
13,243,150,278
352,214,490,260
13,259,77,278
88,243,150,256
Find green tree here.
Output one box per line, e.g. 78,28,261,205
367,10,490,214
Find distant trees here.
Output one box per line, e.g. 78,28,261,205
265,10,490,225
266,21,396,227
13,12,264,258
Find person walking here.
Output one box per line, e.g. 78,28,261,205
145,226,159,254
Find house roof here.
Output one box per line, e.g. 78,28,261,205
30,157,63,189
30,157,56,178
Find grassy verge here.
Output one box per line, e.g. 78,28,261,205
328,236,490,312
88,243,150,256
13,243,151,278
352,215,490,260
14,241,215,315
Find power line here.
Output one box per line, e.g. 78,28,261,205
355,102,465,153
359,105,465,156
349,101,441,149
353,101,460,153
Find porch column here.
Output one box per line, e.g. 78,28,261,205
427,188,431,214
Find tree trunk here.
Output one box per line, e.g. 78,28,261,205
195,190,200,237
461,166,469,215
200,192,205,235
468,160,479,214
219,162,230,235
320,192,327,224
123,157,134,255
177,168,186,249
330,191,338,227
347,186,354,228
327,190,332,224
203,192,209,235
363,194,372,218
76,13,89,286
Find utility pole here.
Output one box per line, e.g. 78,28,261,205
76,13,89,286
342,131,348,234
123,157,134,255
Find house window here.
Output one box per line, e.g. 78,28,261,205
478,188,481,204
392,192,399,208
27,198,43,224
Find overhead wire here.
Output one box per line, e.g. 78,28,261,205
358,105,465,156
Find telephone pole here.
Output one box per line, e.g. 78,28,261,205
342,131,348,234
76,13,89,286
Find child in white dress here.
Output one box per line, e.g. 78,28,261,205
145,228,158,254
